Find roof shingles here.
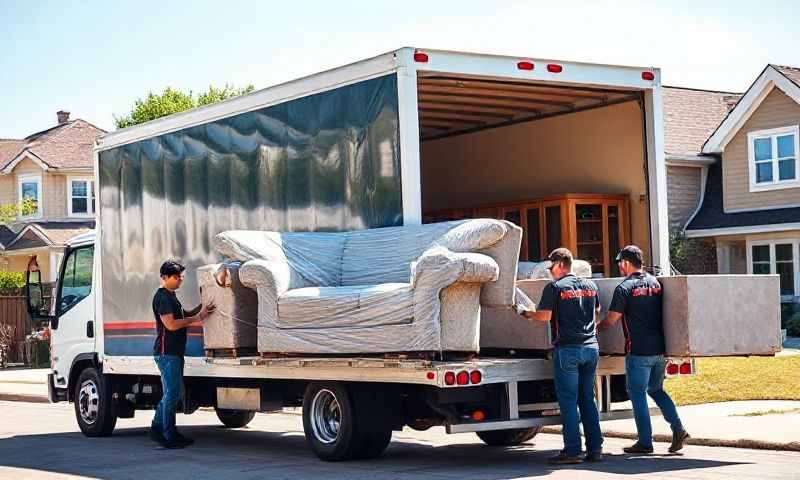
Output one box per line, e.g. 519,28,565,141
0,120,104,171
662,87,741,157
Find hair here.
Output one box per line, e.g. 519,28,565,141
160,260,186,278
547,247,573,268
619,245,644,268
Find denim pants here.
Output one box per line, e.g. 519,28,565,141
625,355,684,448
152,354,184,441
553,345,604,456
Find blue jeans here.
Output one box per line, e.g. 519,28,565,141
625,355,684,448
553,345,603,456
152,355,184,441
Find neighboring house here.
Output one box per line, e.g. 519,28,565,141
0,111,104,281
675,65,800,304
662,85,741,274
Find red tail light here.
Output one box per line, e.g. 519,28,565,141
426,371,435,380
472,410,486,422
679,362,692,375
642,71,655,81
546,64,563,73
444,371,456,385
470,370,482,384
456,371,469,385
517,61,534,71
413,52,429,63
666,363,679,376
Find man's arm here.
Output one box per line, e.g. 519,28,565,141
598,284,626,330
523,309,552,322
183,304,202,318
161,303,215,331
598,311,623,330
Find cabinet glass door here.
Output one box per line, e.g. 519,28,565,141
608,204,621,277
575,204,604,275
545,205,562,255
526,207,541,261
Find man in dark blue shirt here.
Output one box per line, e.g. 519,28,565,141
150,260,215,449
519,248,603,464
599,245,689,454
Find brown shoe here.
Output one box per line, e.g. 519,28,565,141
623,442,654,454
548,450,583,465
669,430,690,453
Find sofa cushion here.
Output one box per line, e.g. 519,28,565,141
277,283,414,329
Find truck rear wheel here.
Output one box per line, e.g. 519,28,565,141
215,408,256,428
302,382,392,461
476,427,539,446
74,367,117,437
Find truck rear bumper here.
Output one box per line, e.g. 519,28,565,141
447,407,660,433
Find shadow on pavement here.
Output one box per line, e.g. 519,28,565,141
0,425,749,480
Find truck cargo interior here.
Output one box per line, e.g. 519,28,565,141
416,72,652,277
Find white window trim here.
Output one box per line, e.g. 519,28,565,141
17,173,43,220
747,125,800,192
746,238,800,302
67,176,95,218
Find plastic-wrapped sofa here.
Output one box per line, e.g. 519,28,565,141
211,219,522,354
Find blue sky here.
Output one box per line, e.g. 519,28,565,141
1,0,798,138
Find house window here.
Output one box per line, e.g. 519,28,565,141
17,174,42,218
748,240,799,301
68,178,95,217
748,125,800,191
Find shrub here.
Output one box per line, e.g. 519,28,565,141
787,312,800,338
0,270,25,295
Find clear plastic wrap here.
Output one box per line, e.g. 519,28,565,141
211,219,521,354
197,262,259,350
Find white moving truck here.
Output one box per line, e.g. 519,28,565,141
25,48,766,461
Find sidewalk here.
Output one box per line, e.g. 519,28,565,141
0,368,49,403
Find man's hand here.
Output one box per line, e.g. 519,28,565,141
200,301,216,319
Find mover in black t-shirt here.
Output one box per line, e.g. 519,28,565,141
518,248,603,464
150,260,215,449
599,245,689,454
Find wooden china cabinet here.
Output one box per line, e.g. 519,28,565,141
423,194,630,277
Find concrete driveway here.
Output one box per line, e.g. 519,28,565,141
1,401,798,479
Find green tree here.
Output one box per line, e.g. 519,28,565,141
114,84,255,129
0,198,38,224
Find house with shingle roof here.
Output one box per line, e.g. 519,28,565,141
0,111,104,280
665,65,800,304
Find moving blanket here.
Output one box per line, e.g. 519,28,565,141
211,219,522,354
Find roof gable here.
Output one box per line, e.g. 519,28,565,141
703,65,800,154
1,119,105,174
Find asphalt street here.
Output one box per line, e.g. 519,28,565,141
0,400,797,479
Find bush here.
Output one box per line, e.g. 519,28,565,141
0,270,25,295
787,312,800,337
781,303,798,329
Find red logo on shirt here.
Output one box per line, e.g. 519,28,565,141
631,286,662,297
560,289,598,300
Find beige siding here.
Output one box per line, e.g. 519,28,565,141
420,100,651,259
8,158,71,221
0,175,14,206
723,88,800,211
666,165,702,230
1,250,52,280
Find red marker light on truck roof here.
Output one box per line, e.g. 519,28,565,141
470,370,482,384
456,371,469,385
426,371,435,380
546,64,563,73
444,371,456,385
413,52,429,63
642,71,655,81
517,61,534,71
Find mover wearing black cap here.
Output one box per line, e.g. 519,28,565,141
518,248,604,464
599,245,689,454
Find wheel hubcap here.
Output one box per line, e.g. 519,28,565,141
78,379,100,425
311,389,341,444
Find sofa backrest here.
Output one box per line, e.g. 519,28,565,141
339,219,509,286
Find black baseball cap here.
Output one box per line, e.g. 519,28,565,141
615,245,644,267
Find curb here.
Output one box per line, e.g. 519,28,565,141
540,426,800,452
0,392,49,404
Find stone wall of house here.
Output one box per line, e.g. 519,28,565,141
680,238,718,274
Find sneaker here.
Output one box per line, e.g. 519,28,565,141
158,436,185,449
548,450,583,465
584,450,603,462
173,432,194,446
623,442,654,454
668,429,690,453
149,428,166,444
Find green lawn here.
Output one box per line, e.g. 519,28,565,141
664,355,800,406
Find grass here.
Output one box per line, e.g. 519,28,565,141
730,408,800,417
664,355,800,406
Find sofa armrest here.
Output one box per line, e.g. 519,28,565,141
238,259,293,297
411,247,499,290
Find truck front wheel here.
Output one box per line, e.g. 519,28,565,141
215,408,255,428
74,367,117,437
476,427,539,446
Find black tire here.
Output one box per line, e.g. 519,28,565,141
476,427,539,446
215,408,256,428
74,367,117,437
302,382,392,461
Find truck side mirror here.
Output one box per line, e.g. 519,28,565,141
25,256,55,328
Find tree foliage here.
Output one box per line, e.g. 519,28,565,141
114,84,255,129
0,198,38,224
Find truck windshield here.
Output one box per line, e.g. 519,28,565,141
60,246,94,314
